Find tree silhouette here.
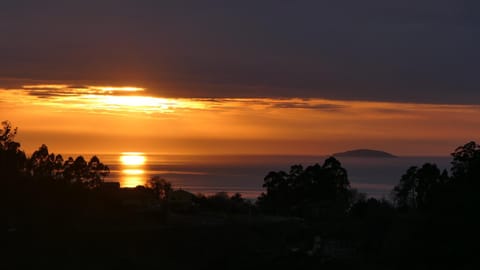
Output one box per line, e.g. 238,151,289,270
451,141,480,184
415,163,448,209
58,155,108,187
28,144,56,179
393,166,418,209
53,154,64,180
392,163,447,210
86,156,110,188
0,121,26,178
25,144,109,187
0,120,17,148
258,157,352,218
448,141,480,221
390,142,480,267
146,176,172,222
147,176,172,200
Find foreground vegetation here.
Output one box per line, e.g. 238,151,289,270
2,121,479,269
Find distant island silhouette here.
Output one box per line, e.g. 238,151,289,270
332,149,397,158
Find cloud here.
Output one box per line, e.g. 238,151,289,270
19,85,145,99
369,107,413,115
0,1,479,103
269,102,347,111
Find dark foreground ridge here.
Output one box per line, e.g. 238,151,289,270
333,149,397,158
2,120,479,269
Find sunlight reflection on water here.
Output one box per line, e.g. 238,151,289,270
119,153,147,187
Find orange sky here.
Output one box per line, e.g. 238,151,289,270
1,84,479,156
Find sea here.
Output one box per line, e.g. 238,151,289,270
80,154,453,200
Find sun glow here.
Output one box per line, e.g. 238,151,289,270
9,84,207,114
87,86,145,93
92,95,176,110
120,152,146,166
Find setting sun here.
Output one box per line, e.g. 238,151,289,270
120,152,146,166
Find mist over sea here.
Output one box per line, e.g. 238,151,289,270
90,154,452,199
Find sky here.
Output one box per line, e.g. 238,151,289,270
1,1,479,156
1,85,479,156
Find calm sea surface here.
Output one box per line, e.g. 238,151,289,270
81,154,451,199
